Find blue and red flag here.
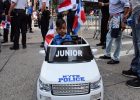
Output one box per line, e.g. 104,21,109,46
58,0,73,13
44,22,55,48
1,20,10,29
72,1,86,35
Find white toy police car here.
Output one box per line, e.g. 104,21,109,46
37,36,103,100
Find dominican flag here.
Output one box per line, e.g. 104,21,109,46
1,16,11,29
44,22,55,48
1,20,10,29
58,0,73,12
72,1,86,35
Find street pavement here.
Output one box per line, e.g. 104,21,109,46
0,26,140,100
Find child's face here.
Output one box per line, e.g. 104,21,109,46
56,23,67,37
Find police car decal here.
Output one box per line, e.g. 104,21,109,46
58,75,85,82
55,50,83,57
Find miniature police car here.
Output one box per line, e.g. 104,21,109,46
37,36,103,100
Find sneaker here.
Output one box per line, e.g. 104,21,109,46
9,46,19,50
96,43,104,46
23,45,27,49
122,69,137,78
29,30,33,33
41,42,44,45
0,33,2,36
99,55,111,59
102,45,106,49
107,59,120,64
40,44,44,48
1,41,8,43
126,77,140,88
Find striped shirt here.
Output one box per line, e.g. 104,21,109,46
109,0,130,15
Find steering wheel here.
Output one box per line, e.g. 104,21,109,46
61,41,76,45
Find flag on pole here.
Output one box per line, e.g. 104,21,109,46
1,16,11,29
44,22,55,48
72,1,86,35
1,20,10,29
58,0,73,13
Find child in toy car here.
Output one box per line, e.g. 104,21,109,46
52,19,72,45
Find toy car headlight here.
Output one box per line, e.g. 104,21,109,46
39,79,51,92
90,77,101,90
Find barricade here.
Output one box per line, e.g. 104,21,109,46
80,10,102,39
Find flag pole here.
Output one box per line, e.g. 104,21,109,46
50,0,54,29
51,0,53,17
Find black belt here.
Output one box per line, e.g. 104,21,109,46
110,11,124,16
14,9,25,12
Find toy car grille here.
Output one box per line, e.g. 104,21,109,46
51,83,89,96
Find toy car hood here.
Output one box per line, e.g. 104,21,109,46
39,59,101,84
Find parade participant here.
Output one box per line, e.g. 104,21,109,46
96,0,109,49
52,19,72,45
122,0,140,88
67,0,78,35
2,0,11,43
37,0,50,47
27,1,33,33
99,0,130,64
8,0,27,50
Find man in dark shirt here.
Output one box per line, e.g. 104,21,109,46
96,0,109,49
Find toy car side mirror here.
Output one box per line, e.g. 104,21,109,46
91,48,97,55
39,50,45,56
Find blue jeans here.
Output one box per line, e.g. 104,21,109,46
131,8,140,77
105,15,122,61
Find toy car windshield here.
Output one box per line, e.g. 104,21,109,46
45,37,94,63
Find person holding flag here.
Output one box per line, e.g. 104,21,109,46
57,0,86,35
1,0,11,43
57,0,73,19
67,0,79,35
72,0,86,35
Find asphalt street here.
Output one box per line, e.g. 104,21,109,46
0,26,140,100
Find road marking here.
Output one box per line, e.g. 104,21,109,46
91,40,134,58
94,50,134,58
122,41,132,45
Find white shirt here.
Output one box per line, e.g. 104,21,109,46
109,0,130,14
11,0,27,10
39,0,49,10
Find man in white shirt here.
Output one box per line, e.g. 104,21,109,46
8,0,28,50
